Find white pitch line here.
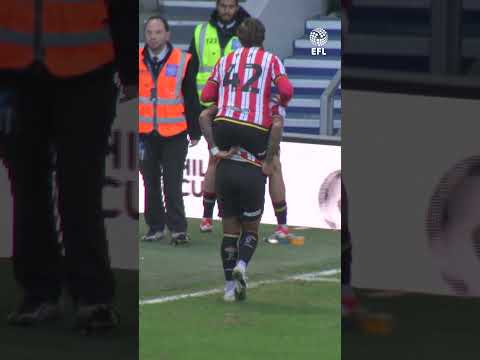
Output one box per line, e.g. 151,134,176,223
292,226,311,231
288,269,340,279
140,269,340,305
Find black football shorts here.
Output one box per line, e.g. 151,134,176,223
215,159,267,222
213,118,269,161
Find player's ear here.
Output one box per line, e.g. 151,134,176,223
166,31,171,42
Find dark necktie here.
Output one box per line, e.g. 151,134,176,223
152,56,159,71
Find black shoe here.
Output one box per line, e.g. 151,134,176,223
7,298,60,326
170,233,191,246
141,228,166,242
75,304,119,335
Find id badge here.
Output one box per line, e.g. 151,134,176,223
165,64,178,77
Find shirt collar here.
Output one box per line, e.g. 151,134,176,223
148,45,168,62
217,20,237,31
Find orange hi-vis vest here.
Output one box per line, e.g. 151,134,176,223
0,0,115,77
139,47,191,137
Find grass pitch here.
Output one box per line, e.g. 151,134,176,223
343,289,480,359
0,259,138,360
140,217,341,360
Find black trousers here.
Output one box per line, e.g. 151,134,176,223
4,67,117,305
341,180,352,285
139,131,188,234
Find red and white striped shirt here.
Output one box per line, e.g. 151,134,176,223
202,47,292,129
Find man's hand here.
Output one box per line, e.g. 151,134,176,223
262,160,275,176
215,146,238,160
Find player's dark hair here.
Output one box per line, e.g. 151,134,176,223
144,15,169,32
237,18,265,48
216,0,240,5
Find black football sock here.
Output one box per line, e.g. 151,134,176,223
203,192,216,218
221,234,239,281
272,200,287,226
238,231,258,266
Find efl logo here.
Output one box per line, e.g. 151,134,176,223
310,27,328,56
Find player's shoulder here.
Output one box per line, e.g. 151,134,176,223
234,47,246,56
246,48,277,67
224,47,244,61
220,50,235,64
269,52,283,63
259,49,281,63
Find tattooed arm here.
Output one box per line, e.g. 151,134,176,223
199,105,237,160
199,106,217,148
262,115,284,176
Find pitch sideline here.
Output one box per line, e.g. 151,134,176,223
140,268,340,305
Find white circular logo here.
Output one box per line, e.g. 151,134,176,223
318,170,341,229
426,156,480,296
310,27,328,47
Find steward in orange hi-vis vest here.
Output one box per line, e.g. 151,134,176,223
139,47,191,137
139,16,201,246
0,0,115,77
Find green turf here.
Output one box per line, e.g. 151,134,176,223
140,217,341,360
141,282,340,360
140,217,340,299
343,290,480,359
0,259,138,360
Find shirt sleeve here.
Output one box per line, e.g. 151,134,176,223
182,56,202,140
271,55,293,106
209,58,222,84
200,80,219,103
200,59,221,103
106,0,137,86
271,55,287,83
276,76,293,106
